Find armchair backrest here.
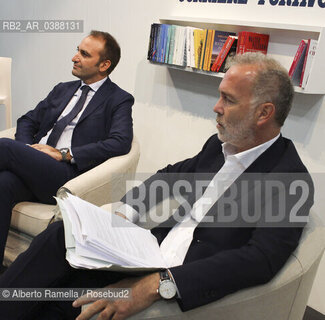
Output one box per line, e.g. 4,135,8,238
0,57,12,129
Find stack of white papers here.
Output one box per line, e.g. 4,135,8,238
56,194,168,271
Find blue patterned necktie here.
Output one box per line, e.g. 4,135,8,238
47,85,91,147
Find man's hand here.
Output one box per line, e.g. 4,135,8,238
30,144,71,162
73,273,161,320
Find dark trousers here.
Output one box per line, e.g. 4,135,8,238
0,138,79,264
0,221,127,320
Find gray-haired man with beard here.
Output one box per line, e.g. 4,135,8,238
0,53,313,320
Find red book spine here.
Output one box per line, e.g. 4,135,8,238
299,39,311,87
288,40,307,77
211,36,233,72
215,37,236,72
236,31,247,54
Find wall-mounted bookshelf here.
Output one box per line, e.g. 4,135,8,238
148,17,325,95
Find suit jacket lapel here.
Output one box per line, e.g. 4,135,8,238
36,81,80,141
77,77,112,124
200,136,287,224
245,135,285,174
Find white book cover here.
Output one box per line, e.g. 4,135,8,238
186,27,195,68
175,27,186,66
172,26,181,65
301,39,318,89
190,28,196,68
186,27,192,67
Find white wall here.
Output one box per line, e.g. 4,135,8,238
0,0,324,314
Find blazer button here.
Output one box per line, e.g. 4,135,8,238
196,239,202,243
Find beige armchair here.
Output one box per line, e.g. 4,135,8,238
0,57,12,129
85,207,325,320
0,127,140,265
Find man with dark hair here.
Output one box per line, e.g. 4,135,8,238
0,53,313,320
0,30,134,272
89,30,121,74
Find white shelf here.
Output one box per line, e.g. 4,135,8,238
161,17,322,33
156,17,325,95
151,62,226,79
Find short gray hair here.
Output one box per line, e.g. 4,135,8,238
227,52,294,127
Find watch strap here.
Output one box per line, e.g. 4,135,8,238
159,269,170,281
158,269,177,299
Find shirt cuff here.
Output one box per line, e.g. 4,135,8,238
115,203,140,223
167,268,181,298
69,148,75,164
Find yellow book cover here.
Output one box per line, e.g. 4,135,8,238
203,30,215,71
199,29,208,70
194,29,204,68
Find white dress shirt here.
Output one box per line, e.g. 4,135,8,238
39,77,107,151
117,134,280,268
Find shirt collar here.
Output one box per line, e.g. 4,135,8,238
222,134,280,170
80,76,107,93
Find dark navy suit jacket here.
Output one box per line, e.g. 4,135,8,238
122,134,314,311
15,77,134,172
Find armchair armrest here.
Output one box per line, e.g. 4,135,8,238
0,127,16,139
84,211,325,320
57,137,140,207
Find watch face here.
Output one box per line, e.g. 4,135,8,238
60,148,69,162
158,280,176,299
60,148,69,154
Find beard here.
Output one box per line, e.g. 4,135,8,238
217,110,256,148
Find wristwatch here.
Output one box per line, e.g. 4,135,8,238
59,148,70,162
158,270,177,299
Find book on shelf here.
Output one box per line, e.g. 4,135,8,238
185,27,192,67
289,39,308,86
175,26,187,66
167,25,177,64
164,25,173,64
189,27,196,68
171,26,180,65
236,31,245,54
198,29,208,69
219,38,238,73
57,193,168,272
151,24,161,62
161,24,170,63
172,26,185,66
236,31,269,55
147,24,160,61
194,29,206,69
179,27,188,67
147,24,155,61
209,30,236,71
300,39,318,89
156,24,165,63
159,24,172,63
202,29,214,71
211,36,238,73
186,27,196,68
